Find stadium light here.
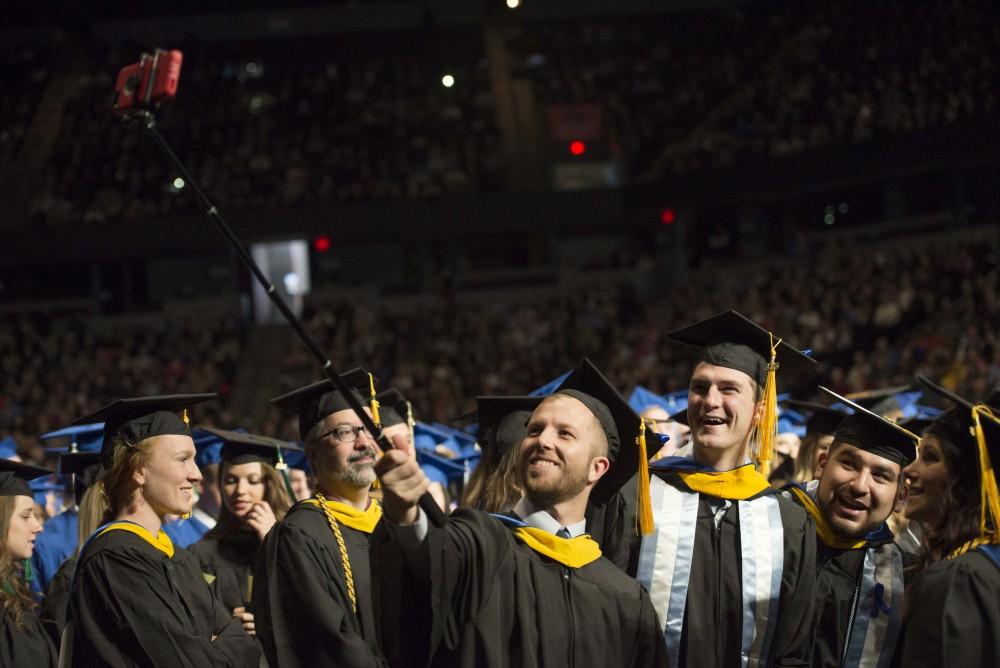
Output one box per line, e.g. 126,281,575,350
441,74,455,88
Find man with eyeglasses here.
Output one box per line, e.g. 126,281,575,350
252,368,392,667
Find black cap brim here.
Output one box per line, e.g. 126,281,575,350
270,367,372,439
197,426,303,466
781,399,849,436
818,387,918,466
376,388,410,428
0,460,54,497
74,394,217,464
667,310,816,385
475,396,543,463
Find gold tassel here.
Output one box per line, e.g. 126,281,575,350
971,405,1000,544
182,408,190,426
636,419,654,535
367,373,381,426
752,333,781,474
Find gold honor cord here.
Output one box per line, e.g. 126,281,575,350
315,492,357,614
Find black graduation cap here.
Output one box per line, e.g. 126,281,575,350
57,451,104,505
270,367,373,440
666,310,816,386
0,459,54,497
475,395,543,464
57,451,102,477
553,358,644,506
915,375,991,452
376,388,410,428
781,399,849,437
817,387,919,466
73,394,218,464
197,426,303,467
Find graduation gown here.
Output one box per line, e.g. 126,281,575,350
377,508,667,668
68,525,260,667
899,548,1000,666
252,500,387,668
637,463,817,668
784,483,906,668
190,531,259,613
0,604,58,667
39,555,76,646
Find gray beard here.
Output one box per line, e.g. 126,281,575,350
333,462,376,487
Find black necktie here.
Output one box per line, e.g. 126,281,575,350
556,527,571,539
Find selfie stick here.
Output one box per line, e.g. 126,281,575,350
122,109,447,528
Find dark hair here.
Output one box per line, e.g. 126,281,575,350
0,496,35,628
911,410,981,573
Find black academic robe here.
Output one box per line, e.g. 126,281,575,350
810,539,905,668
0,605,58,667
899,549,1000,666
252,502,387,668
68,529,260,667
584,475,640,574
377,508,667,668
190,531,259,614
39,555,76,646
648,471,817,668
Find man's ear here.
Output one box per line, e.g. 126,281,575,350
588,456,611,485
813,450,830,480
893,477,908,514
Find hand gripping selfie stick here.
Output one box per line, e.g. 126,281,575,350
113,51,447,528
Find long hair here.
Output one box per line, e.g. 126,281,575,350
0,496,35,628
77,484,107,553
203,461,291,541
911,412,981,573
475,440,524,513
94,437,157,525
792,434,828,482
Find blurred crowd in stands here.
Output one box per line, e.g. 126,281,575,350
12,0,999,225
6,231,993,467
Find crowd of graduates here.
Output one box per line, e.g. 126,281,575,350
0,306,998,666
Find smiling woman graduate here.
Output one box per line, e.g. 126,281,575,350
189,428,295,635
65,395,260,668
0,459,58,668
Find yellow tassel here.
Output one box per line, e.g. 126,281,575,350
367,373,381,426
182,408,190,426
636,419,654,536
971,405,1000,544
752,334,781,474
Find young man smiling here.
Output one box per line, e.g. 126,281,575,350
783,387,916,668
637,310,818,667
253,369,390,668
373,359,666,667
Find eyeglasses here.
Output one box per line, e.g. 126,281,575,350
319,425,371,444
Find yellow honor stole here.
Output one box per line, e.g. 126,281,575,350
513,527,602,569
787,486,867,550
97,521,175,558
303,497,383,534
675,463,772,500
